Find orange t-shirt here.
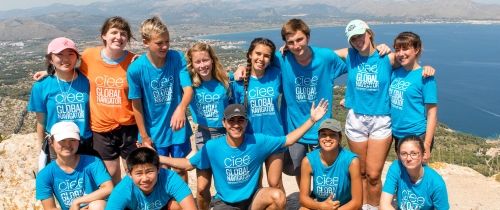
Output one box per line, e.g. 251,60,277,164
80,47,136,132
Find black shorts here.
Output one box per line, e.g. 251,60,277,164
92,124,138,160
283,142,317,176
212,189,258,210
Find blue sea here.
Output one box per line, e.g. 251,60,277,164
202,23,500,138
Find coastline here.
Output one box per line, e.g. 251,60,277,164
195,20,500,40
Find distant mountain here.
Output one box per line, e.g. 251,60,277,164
0,0,499,40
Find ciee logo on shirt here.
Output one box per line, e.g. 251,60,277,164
150,76,174,90
400,189,425,210
95,75,125,88
55,92,86,104
294,76,319,86
248,86,275,99
196,92,221,104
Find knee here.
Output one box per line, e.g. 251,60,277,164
366,171,382,185
196,186,210,197
269,189,286,209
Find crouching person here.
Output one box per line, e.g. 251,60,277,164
105,147,196,210
160,100,328,210
299,119,362,210
36,121,113,210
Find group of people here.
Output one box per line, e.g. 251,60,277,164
29,15,449,210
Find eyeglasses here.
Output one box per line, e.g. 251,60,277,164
399,152,420,160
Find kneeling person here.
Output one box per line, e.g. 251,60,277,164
161,101,328,210
105,147,196,210
36,121,113,210
299,119,362,210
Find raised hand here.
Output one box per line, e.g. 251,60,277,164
310,99,328,123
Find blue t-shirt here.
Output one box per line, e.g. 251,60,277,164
28,72,92,140
127,51,193,147
189,134,285,203
382,160,449,210
274,46,347,144
36,155,111,210
106,168,192,210
345,49,392,115
307,147,357,205
190,79,229,128
232,66,284,136
389,67,438,138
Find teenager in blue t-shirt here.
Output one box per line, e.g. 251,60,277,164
106,147,196,210
28,37,93,169
232,38,286,192
184,42,231,210
160,101,328,210
299,119,362,210
389,32,438,163
381,135,449,210
127,17,193,181
36,121,112,210
272,19,348,187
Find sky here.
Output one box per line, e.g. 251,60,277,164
1,0,500,11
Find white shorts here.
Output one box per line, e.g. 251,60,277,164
345,109,392,142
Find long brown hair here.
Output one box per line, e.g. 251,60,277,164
243,38,276,107
186,42,230,90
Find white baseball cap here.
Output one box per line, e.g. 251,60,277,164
50,121,80,142
345,19,370,43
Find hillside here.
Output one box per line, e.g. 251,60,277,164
1,0,500,41
1,133,499,209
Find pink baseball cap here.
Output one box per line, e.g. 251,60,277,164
47,37,79,54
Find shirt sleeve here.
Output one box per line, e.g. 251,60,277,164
165,170,193,203
423,76,438,104
127,61,142,100
231,81,243,104
272,51,283,69
431,175,450,210
260,134,286,154
28,82,46,113
331,51,348,79
382,160,401,195
179,52,193,88
189,147,211,170
35,168,54,200
105,178,133,210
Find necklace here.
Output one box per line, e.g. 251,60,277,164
55,70,76,98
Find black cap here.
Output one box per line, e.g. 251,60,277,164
223,104,247,119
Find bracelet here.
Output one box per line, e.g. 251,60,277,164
309,117,316,123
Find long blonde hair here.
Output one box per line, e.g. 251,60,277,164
186,42,229,90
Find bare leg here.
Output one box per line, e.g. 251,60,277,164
250,187,286,210
265,153,285,193
103,159,122,185
365,136,392,207
347,140,368,204
196,169,212,210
